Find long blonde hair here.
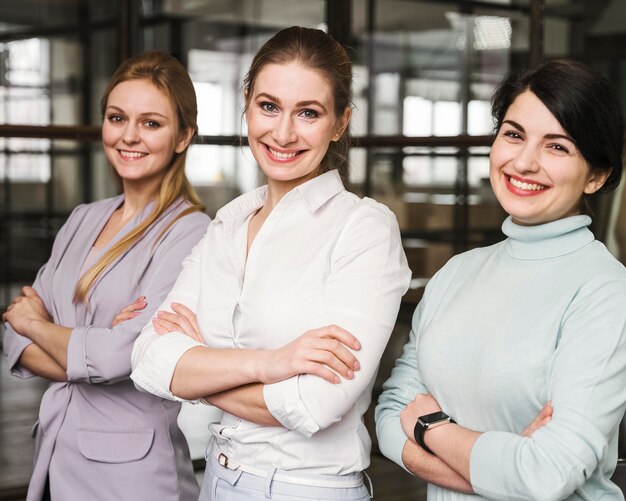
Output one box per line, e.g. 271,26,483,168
75,51,204,303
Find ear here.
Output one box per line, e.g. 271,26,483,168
583,168,611,195
332,107,352,142
175,126,195,154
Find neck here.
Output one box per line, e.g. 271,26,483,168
120,179,159,220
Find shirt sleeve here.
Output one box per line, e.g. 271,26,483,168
470,276,626,500
65,214,208,386
2,205,84,378
263,202,411,437
130,226,208,401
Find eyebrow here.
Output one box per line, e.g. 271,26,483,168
502,119,575,143
256,93,328,113
105,105,169,119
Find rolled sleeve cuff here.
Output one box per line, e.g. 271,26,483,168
2,326,36,378
130,332,203,402
377,414,411,473
263,376,320,437
66,326,91,383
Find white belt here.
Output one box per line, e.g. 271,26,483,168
213,450,365,489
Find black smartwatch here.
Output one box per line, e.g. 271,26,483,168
413,411,455,454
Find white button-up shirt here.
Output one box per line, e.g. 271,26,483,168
131,170,411,474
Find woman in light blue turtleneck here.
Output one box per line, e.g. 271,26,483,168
376,59,626,500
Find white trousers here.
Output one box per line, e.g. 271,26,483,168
199,454,372,500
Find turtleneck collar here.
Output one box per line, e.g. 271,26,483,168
503,215,594,260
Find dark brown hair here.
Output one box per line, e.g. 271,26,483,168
492,59,624,198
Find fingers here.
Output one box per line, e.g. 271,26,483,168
310,337,359,378
312,324,361,351
112,311,141,327
299,361,341,384
155,310,203,342
521,402,553,437
120,296,147,314
171,303,199,332
22,286,40,299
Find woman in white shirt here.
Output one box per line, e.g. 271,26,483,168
131,26,411,500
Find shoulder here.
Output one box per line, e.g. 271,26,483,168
332,192,402,233
575,241,626,295
159,201,211,241
64,195,122,225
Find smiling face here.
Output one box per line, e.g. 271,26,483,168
102,79,193,193
245,62,350,196
489,90,608,226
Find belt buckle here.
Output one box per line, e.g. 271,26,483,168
218,453,230,468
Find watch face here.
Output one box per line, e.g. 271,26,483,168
418,411,450,426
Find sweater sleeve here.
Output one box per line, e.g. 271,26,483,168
262,203,411,437
375,300,429,471
470,276,626,501
65,213,208,385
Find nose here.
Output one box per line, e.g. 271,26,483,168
122,122,140,145
512,142,540,174
272,114,297,146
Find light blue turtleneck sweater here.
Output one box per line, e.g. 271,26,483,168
376,215,626,500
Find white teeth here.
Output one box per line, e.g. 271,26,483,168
120,150,147,159
269,147,298,159
508,176,546,191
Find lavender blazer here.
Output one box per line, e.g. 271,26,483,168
2,195,209,501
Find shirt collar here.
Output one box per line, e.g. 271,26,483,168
503,214,594,260
214,170,345,222
291,170,345,213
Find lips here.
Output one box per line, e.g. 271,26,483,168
119,150,148,160
264,144,303,162
505,174,549,196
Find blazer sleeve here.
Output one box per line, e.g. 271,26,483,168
263,202,411,437
130,226,208,400
470,276,626,500
65,213,208,385
2,205,85,378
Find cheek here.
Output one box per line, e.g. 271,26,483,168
101,126,116,147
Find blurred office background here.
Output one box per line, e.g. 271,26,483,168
1,1,625,499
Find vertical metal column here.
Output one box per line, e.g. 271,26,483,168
529,0,545,69
364,0,376,197
79,0,92,204
326,0,352,48
453,13,473,254
118,0,140,63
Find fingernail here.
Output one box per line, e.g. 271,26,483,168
347,370,354,379
334,376,340,384
353,361,360,370
354,340,361,350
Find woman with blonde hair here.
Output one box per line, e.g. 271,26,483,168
3,51,209,500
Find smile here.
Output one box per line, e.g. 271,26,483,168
119,150,148,160
265,145,303,161
507,175,548,192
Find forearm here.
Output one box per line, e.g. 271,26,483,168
402,440,473,493
18,343,67,382
423,423,480,484
203,383,281,426
26,320,72,370
170,346,270,400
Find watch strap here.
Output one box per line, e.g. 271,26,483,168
413,414,456,454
